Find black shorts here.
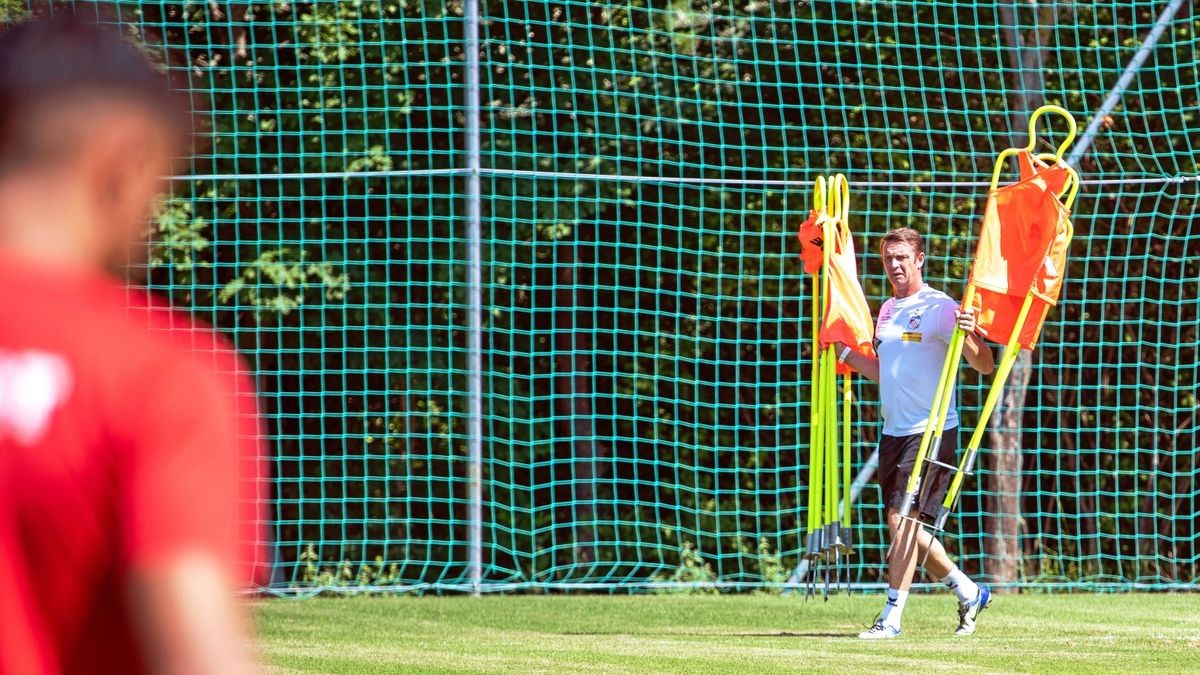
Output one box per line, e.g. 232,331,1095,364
877,430,959,521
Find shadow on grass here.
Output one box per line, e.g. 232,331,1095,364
558,631,853,639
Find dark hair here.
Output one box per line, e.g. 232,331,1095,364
879,227,925,257
0,15,188,169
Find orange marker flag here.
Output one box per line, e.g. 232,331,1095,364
800,212,875,375
796,210,826,275
818,223,875,374
969,151,1073,349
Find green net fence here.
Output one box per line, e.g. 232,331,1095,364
20,0,1198,591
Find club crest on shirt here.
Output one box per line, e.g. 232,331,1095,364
906,309,924,330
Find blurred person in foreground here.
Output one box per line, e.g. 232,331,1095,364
0,15,265,674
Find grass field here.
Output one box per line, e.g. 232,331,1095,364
257,592,1200,673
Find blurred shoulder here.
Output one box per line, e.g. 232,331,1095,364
123,292,255,395
125,291,239,358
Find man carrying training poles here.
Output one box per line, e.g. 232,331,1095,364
833,227,995,639
814,105,1079,639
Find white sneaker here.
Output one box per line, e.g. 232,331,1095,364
955,586,991,636
858,619,901,640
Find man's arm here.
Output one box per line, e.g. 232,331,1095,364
833,343,880,383
121,355,263,675
956,308,995,375
127,554,258,675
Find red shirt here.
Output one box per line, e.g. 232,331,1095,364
0,254,266,674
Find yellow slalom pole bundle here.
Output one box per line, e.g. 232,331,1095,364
898,105,1080,534
800,174,856,600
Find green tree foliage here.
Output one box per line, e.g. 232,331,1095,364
104,0,1200,586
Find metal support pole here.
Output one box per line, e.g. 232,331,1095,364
1065,0,1188,168
464,0,484,597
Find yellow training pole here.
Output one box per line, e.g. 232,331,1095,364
931,293,1034,529
897,285,976,518
920,105,1079,531
934,171,1076,529
806,264,824,557
823,343,838,598
805,178,827,559
840,372,853,548
820,182,839,552
932,155,1078,530
832,174,853,551
814,343,836,596
824,343,838,538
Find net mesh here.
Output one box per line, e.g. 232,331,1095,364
21,0,1200,590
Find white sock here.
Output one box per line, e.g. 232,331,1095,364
941,567,979,604
880,588,908,629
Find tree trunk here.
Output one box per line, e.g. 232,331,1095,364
984,349,1031,585
982,0,1056,588
553,248,610,565
556,337,607,564
999,1,1053,145
1060,423,1100,576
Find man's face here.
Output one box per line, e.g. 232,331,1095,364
881,241,924,296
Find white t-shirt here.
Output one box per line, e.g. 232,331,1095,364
875,284,960,436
